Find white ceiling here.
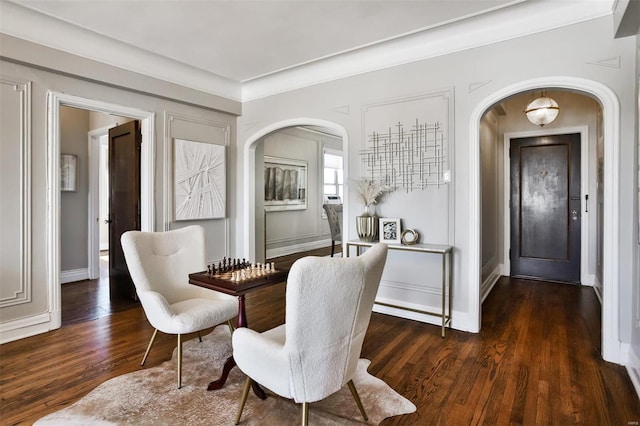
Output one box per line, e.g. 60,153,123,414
8,0,521,82
0,0,617,101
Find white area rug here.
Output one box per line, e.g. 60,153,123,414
36,326,416,425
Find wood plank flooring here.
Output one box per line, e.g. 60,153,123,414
1,251,638,425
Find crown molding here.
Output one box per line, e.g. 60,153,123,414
0,0,613,104
242,1,613,101
0,1,241,101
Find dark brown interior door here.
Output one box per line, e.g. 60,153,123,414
108,121,141,300
510,133,581,283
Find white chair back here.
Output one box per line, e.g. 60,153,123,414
284,243,387,402
121,225,207,304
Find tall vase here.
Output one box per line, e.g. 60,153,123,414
356,204,378,242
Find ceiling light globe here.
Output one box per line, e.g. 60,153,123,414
525,96,559,127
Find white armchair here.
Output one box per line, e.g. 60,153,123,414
121,225,237,388
232,243,388,425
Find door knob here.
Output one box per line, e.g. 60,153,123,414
571,210,578,221
104,218,112,224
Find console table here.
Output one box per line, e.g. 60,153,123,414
345,240,453,337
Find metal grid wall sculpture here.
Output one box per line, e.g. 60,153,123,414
361,119,447,192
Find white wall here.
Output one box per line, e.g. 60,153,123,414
262,127,331,258
236,16,638,339
0,53,238,342
60,106,90,274
480,108,502,298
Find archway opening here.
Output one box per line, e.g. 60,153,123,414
469,77,620,363
242,120,349,263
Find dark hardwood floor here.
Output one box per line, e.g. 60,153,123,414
1,247,638,425
61,253,138,326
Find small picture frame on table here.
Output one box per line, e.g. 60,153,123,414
379,217,401,244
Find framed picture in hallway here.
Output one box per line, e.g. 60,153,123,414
174,139,226,220
60,154,77,192
264,156,307,212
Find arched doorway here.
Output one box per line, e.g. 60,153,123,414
469,77,621,363
242,119,349,262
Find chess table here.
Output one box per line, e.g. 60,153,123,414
189,264,289,396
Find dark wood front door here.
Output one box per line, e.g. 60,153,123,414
510,133,581,283
108,121,141,299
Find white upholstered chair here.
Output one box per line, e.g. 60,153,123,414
121,225,237,388
232,243,388,425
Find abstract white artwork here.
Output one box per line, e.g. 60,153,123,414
174,139,226,220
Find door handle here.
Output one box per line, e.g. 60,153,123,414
571,210,578,221
104,218,112,224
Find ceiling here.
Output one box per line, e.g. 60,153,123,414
7,0,523,82
0,0,619,100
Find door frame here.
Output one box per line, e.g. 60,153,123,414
469,76,621,363
87,126,111,280
46,91,155,329
503,126,590,284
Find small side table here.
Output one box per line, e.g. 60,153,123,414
346,240,453,337
189,266,288,396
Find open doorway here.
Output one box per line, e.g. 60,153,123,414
470,78,621,363
255,125,344,261
60,107,141,324
242,119,348,263
47,91,155,330
87,115,136,281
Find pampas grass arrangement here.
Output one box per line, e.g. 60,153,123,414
352,178,391,207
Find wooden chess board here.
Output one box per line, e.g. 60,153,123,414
189,264,288,296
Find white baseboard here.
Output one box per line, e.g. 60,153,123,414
581,273,596,286
0,312,55,344
481,264,502,303
60,268,89,284
372,298,477,333
593,279,603,304
266,238,333,259
626,344,640,401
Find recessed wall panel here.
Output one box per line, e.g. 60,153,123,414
0,78,31,307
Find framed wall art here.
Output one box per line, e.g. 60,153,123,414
264,156,307,212
380,217,402,244
174,139,226,220
60,154,77,192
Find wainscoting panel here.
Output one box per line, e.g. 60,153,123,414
163,111,230,262
0,78,31,308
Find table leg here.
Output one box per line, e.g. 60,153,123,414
207,356,236,390
207,294,266,399
448,250,453,333
441,253,446,338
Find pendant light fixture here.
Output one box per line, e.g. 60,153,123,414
525,92,559,127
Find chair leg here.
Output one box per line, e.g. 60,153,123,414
331,240,335,257
347,380,368,421
177,334,183,389
235,377,252,425
141,328,158,366
301,402,309,426
198,331,203,342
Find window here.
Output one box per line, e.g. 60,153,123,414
323,151,343,201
